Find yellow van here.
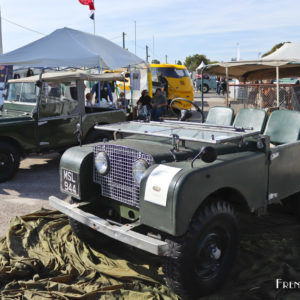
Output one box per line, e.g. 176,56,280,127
150,64,194,108
115,64,194,109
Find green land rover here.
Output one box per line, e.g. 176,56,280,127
50,101,300,299
0,71,125,182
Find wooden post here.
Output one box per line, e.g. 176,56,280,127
276,66,280,107
226,67,229,107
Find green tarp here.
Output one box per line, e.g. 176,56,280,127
1,207,300,299
0,210,177,300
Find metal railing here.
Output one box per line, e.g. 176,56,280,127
228,84,300,111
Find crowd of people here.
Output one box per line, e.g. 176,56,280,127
85,82,168,121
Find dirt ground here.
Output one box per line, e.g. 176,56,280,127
0,152,67,236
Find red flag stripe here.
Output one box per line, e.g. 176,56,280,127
89,2,95,10
79,0,95,10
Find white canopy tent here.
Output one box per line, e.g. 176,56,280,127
0,27,146,107
0,27,144,69
203,43,300,106
205,43,300,81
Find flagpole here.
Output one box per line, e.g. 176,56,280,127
0,7,3,54
93,0,95,35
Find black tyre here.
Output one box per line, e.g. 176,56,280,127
282,194,300,219
0,142,20,182
202,84,209,93
85,130,113,144
163,201,239,299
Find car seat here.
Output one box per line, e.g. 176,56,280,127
264,110,300,145
205,106,234,126
233,108,267,133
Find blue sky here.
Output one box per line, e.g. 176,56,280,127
1,0,300,64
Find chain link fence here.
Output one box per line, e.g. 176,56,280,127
228,84,300,112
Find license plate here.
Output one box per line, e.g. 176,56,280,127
62,168,79,196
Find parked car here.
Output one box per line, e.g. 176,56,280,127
0,71,126,182
49,103,300,298
195,75,217,93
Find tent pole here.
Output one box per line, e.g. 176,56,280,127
97,57,101,107
201,68,204,119
276,66,279,107
129,65,133,112
123,72,126,97
226,67,229,107
36,69,44,152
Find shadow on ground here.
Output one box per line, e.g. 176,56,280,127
0,153,64,201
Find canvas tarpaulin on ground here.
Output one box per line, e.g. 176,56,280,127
0,208,300,299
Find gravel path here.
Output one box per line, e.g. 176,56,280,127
0,153,67,236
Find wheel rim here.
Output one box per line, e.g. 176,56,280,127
0,152,13,174
195,228,229,280
203,86,208,93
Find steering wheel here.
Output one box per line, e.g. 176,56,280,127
170,98,204,122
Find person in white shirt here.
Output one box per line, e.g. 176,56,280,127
85,92,93,107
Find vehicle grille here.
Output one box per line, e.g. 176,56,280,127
94,144,153,208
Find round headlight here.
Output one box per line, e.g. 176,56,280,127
132,159,149,184
95,151,110,175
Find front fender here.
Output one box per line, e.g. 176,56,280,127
140,151,268,236
60,144,100,200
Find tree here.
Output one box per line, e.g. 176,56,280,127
261,42,290,58
177,60,182,65
151,59,160,64
184,54,211,72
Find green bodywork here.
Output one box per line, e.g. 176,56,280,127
59,133,286,236
0,80,125,155
58,108,300,238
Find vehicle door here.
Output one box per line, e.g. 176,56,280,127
268,141,300,201
4,81,38,150
37,81,80,150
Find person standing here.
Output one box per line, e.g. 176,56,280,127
221,77,227,96
216,77,221,95
91,82,113,103
150,88,168,121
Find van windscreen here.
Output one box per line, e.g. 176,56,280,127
152,67,189,80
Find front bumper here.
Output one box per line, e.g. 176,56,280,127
49,196,169,256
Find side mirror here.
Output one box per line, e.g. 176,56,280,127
201,146,217,163
191,146,217,168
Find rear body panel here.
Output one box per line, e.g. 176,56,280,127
269,141,300,201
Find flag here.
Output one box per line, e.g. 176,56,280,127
79,0,94,10
89,10,95,20
78,0,95,18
